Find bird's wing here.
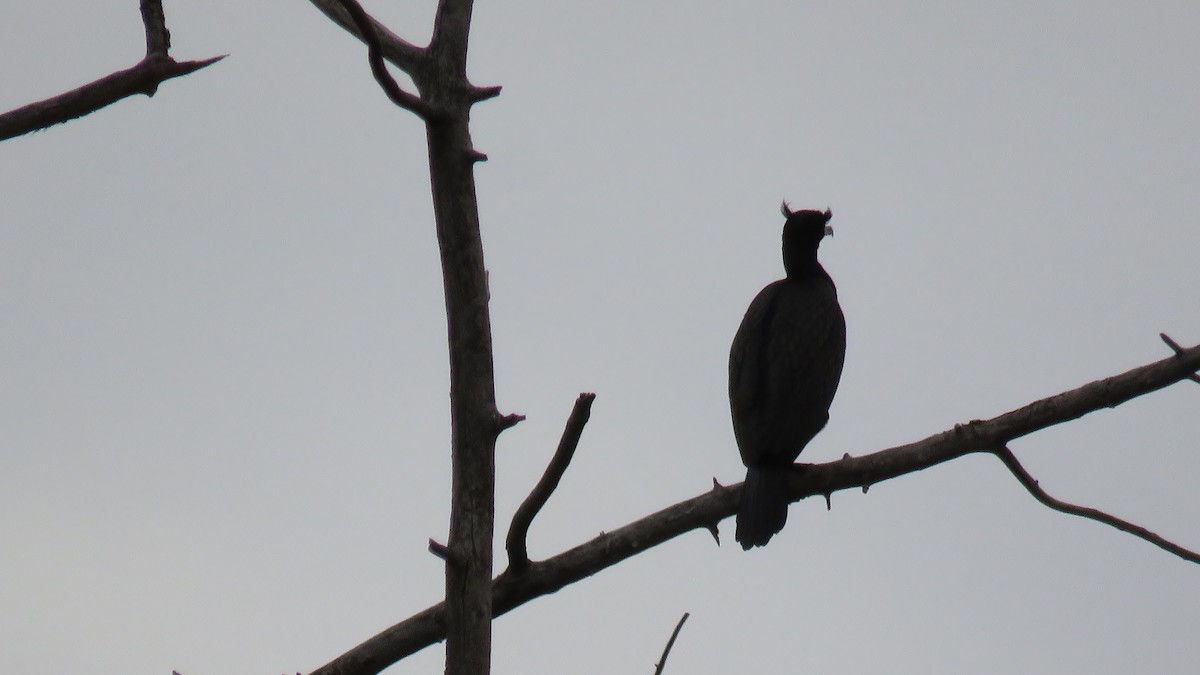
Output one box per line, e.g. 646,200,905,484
729,281,784,415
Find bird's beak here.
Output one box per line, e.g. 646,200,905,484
823,225,834,238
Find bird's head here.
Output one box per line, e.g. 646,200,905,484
780,202,833,277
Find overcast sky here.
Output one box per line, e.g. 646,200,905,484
3,2,1200,674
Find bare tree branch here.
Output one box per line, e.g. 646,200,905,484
307,338,1200,675
0,1,224,141
140,0,171,56
506,393,596,572
313,1,503,673
333,0,441,120
421,5,497,674
993,446,1200,564
306,0,426,73
654,612,690,675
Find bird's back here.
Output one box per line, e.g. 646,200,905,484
729,274,846,468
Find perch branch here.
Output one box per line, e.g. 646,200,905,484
307,338,1200,675
992,446,1200,564
0,0,224,141
506,393,597,572
654,612,690,675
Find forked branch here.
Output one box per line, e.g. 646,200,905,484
333,0,440,120
0,0,224,141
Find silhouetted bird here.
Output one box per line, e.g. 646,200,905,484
730,203,846,549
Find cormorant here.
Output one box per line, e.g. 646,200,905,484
729,203,846,549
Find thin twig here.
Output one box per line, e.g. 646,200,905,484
653,612,690,675
0,3,224,141
497,412,526,431
467,85,503,103
1161,332,1200,384
993,446,1200,564
334,0,440,120
428,539,456,566
506,393,597,572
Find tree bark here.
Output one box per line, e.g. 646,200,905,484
419,3,497,673
425,114,497,675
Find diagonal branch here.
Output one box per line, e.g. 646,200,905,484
0,1,224,142
333,0,440,120
307,338,1200,675
0,56,224,142
305,0,426,73
506,393,596,572
992,446,1200,564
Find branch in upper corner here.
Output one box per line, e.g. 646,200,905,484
505,393,597,572
654,612,690,675
0,3,224,142
0,55,224,142
992,445,1200,564
306,0,425,73
334,0,441,121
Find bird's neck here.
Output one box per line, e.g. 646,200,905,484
783,250,825,281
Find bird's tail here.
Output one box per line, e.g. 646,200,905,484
736,467,790,549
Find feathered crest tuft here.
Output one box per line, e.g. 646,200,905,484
780,201,833,223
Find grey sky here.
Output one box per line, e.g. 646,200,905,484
3,2,1199,673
